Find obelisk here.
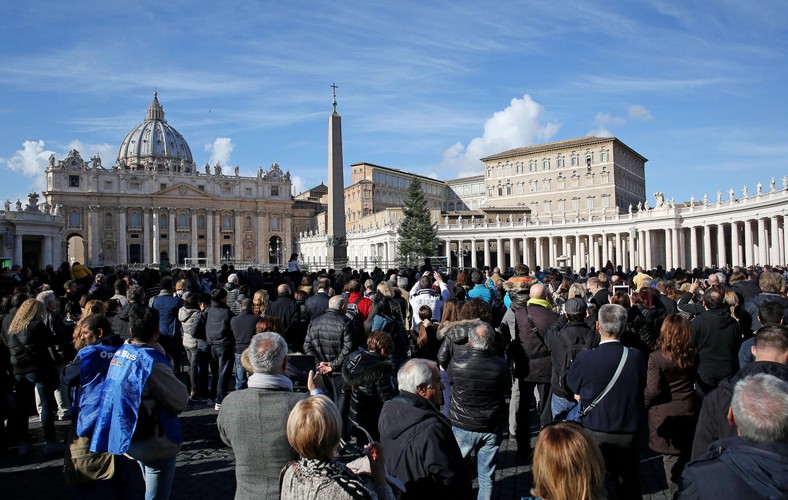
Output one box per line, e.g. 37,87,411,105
327,83,347,269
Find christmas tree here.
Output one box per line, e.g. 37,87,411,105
397,177,438,268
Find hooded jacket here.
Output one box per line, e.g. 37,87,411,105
691,361,788,459
342,350,397,440
678,437,788,499
378,392,473,500
178,307,204,350
436,319,478,370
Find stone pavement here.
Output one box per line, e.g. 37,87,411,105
0,401,670,499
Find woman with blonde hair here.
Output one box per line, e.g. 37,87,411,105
72,300,107,351
280,395,393,499
645,314,698,497
723,289,741,321
252,289,269,316
6,298,62,455
526,422,605,500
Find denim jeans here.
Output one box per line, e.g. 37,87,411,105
185,343,210,396
138,455,177,500
14,372,56,442
551,394,581,422
452,427,503,500
234,353,248,390
210,344,234,404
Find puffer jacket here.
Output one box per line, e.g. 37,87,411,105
632,303,666,351
342,350,397,441
436,319,478,370
178,307,204,350
5,320,57,376
447,349,510,432
224,283,241,315
303,310,353,371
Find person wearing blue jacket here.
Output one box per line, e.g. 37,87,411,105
466,270,497,304
91,306,189,500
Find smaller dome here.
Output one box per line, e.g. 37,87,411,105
116,92,195,172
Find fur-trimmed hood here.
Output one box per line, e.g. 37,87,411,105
503,278,533,309
437,318,480,343
342,350,393,387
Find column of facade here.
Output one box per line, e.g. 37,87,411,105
636,230,644,268
671,227,680,269
717,224,727,267
234,211,243,260
615,233,623,267
42,236,53,268
483,239,491,268
445,239,452,268
496,238,505,271
663,229,672,270
689,227,699,270
644,229,652,270
118,209,127,264
547,236,555,268
626,234,635,271
770,217,780,265
702,225,712,268
523,238,532,270
470,239,477,269
190,210,198,262
601,233,609,267
783,216,788,266
585,234,593,270
778,218,786,265
730,221,740,267
572,235,580,270
206,210,215,265
53,233,63,266
14,233,23,266
255,210,266,264
578,237,585,270
744,220,753,266
534,237,543,268
143,208,151,264
152,209,160,264
89,206,100,266
168,210,177,263
757,218,767,265
509,237,518,269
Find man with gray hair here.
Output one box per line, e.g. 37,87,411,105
678,374,788,499
218,332,320,499
378,359,472,499
447,322,509,499
567,303,647,499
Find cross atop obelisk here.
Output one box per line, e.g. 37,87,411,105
331,82,338,113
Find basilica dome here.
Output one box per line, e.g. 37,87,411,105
116,91,195,172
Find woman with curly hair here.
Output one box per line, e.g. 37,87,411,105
252,289,270,316
6,298,61,455
644,314,698,497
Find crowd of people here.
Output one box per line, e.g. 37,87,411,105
1,258,787,499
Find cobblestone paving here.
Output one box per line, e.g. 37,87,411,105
1,401,670,499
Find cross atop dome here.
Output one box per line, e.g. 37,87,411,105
331,82,338,113
146,89,166,122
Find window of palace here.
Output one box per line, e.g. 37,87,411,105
245,216,252,229
271,216,280,231
557,156,564,168
571,176,579,188
68,211,80,228
571,198,579,211
529,160,537,172
557,199,565,212
516,162,523,174
601,195,610,208
104,212,112,228
557,177,565,189
222,215,232,228
506,181,512,195
586,174,594,186
543,159,550,170
178,214,188,228
197,215,206,229
586,197,594,209
129,211,141,228
529,180,537,192
542,179,551,190
600,150,609,162
160,183,167,191
543,200,551,213
159,216,168,229
69,175,80,188
270,185,279,197
571,154,579,166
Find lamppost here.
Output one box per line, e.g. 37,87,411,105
269,240,284,266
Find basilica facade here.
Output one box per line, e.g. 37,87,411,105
44,92,320,268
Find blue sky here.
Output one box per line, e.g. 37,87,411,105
1,1,787,205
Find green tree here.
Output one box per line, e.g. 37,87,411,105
397,177,438,268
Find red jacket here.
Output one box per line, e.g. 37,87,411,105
347,292,373,322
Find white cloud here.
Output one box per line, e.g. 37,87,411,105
594,112,625,126
0,140,55,191
439,94,560,175
627,104,653,121
205,137,234,166
587,128,613,137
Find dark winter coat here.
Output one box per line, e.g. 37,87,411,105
230,310,260,354
378,392,473,500
5,320,57,377
304,291,330,322
436,319,476,370
741,292,788,334
644,350,699,455
690,307,741,394
632,302,665,351
691,361,788,460
113,302,140,340
342,350,397,441
447,349,509,432
515,303,559,384
678,437,788,499
303,309,353,371
202,304,235,347
544,319,600,399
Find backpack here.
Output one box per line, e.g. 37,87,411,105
344,294,365,345
557,333,591,394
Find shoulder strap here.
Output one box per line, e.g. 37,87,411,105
524,307,544,343
580,347,628,417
